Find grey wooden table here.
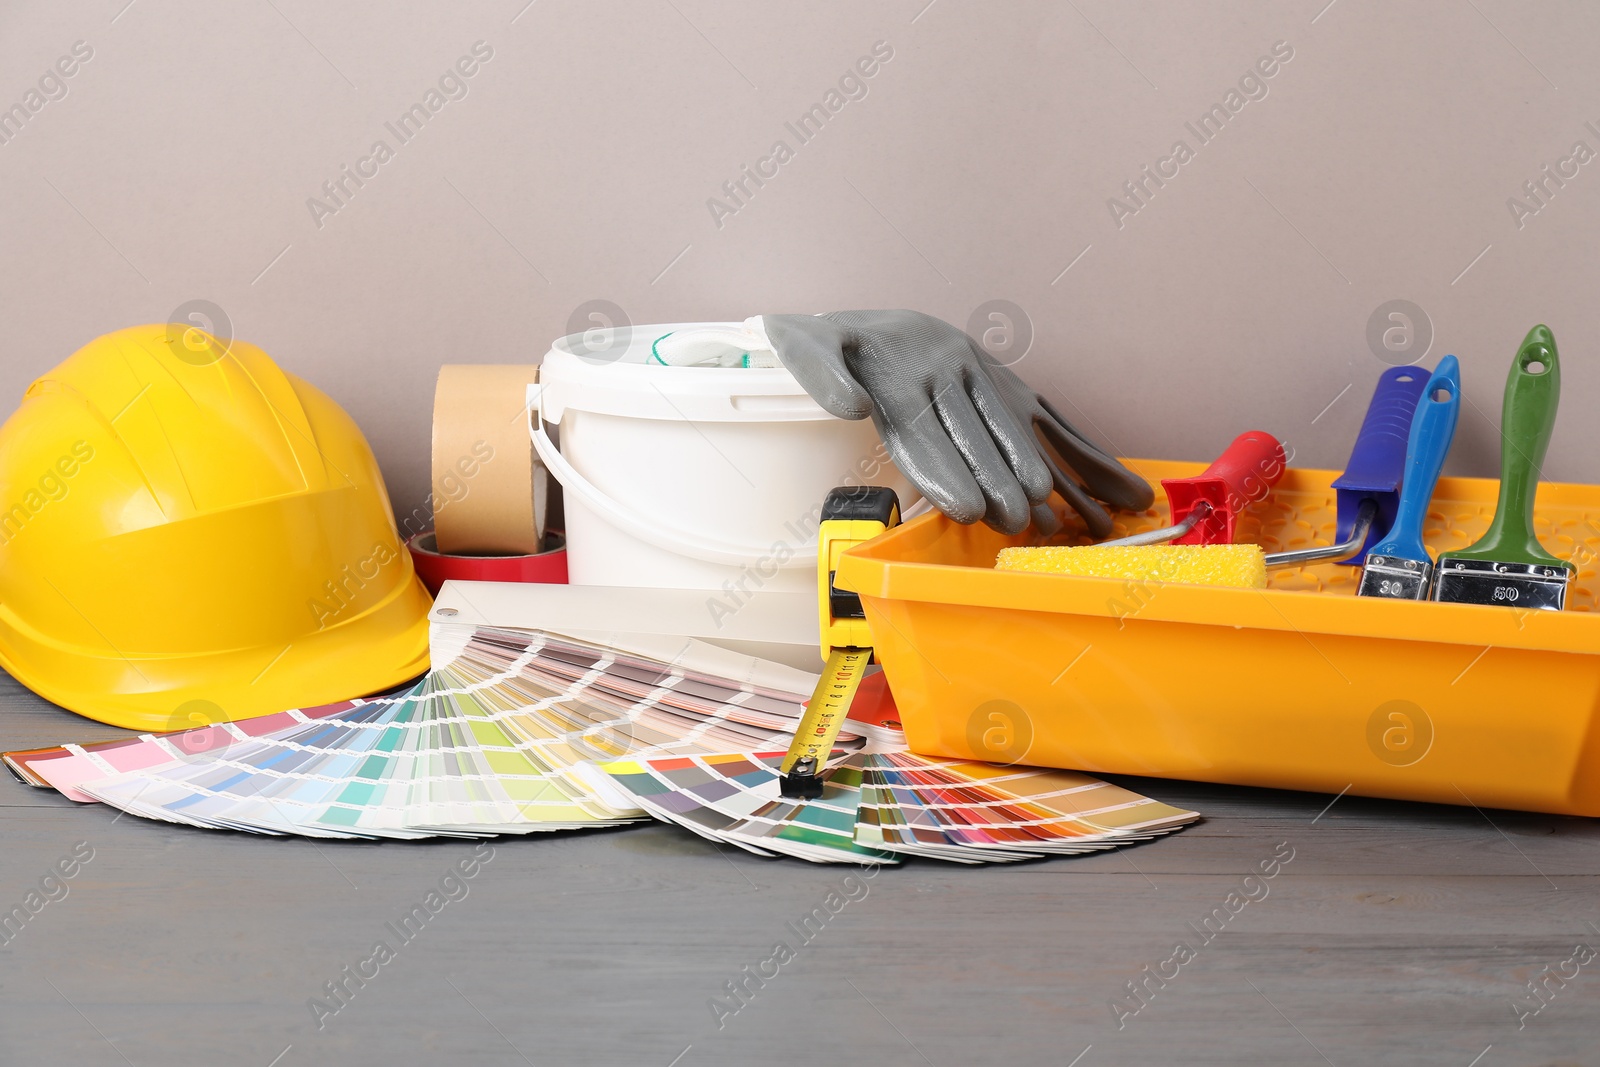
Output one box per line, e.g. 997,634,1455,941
2,667,1596,1067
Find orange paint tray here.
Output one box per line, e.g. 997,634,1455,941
836,459,1600,816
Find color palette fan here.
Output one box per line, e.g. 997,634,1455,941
5,626,1198,863
589,749,1198,865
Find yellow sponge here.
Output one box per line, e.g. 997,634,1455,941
995,544,1268,589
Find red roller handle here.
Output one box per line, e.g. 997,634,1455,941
1160,431,1287,545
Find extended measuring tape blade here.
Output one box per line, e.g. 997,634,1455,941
778,646,871,799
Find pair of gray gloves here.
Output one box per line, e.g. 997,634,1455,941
763,310,1151,537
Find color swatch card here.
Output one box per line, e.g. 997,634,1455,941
4,699,358,802
594,751,898,865
854,752,1199,863
591,749,1198,865
79,681,451,838
11,626,829,840
6,624,1200,863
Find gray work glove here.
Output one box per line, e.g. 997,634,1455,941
762,310,1152,537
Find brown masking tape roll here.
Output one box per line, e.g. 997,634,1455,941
431,365,546,555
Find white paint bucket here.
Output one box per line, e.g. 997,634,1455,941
530,322,916,593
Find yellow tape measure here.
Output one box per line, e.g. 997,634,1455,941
777,486,900,800
778,647,871,798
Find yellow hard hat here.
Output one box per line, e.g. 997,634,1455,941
0,325,432,731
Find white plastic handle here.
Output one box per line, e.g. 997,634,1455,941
528,383,818,569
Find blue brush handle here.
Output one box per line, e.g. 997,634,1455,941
1366,356,1461,564
1330,365,1428,562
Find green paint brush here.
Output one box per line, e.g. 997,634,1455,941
1432,325,1573,611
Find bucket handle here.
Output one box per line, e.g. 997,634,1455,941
527,384,819,570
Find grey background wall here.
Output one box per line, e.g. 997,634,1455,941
2,0,1597,523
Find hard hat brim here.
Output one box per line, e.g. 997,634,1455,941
0,573,433,732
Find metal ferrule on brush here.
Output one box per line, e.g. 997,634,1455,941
1430,559,1572,611
1357,554,1433,601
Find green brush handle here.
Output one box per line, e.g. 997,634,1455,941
1453,324,1568,570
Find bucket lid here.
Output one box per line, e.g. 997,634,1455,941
539,322,837,424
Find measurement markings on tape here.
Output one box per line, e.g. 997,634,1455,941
778,647,871,798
